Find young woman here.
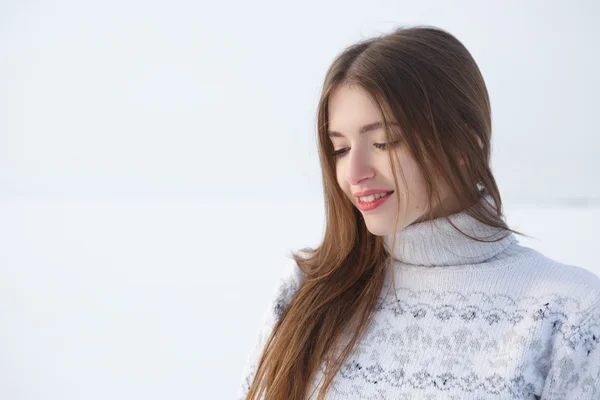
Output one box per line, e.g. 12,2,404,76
237,26,600,400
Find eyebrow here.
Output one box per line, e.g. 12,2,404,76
327,121,398,138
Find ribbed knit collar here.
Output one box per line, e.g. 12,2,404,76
382,194,517,267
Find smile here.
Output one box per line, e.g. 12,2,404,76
356,191,393,211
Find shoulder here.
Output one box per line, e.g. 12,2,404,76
271,253,307,320
521,245,600,311
247,254,308,347
278,254,306,285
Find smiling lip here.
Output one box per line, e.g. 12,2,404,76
356,191,393,211
353,189,394,198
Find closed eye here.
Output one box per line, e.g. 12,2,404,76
332,141,401,158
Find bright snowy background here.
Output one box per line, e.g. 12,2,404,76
1,1,598,399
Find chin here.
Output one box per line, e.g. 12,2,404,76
364,223,393,237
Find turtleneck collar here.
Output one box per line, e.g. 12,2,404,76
383,194,517,267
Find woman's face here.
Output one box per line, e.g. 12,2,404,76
328,84,447,236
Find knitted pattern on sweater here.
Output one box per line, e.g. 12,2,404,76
237,197,600,399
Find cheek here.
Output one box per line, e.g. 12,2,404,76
397,159,427,197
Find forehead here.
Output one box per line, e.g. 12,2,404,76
328,84,382,132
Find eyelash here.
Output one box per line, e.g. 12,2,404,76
332,141,401,158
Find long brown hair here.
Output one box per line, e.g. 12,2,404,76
244,25,524,399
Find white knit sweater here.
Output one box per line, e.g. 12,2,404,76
237,197,600,399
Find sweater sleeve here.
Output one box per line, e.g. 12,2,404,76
540,294,600,400
236,257,305,400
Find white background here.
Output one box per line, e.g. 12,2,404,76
0,1,598,399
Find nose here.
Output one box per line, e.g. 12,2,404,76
345,146,375,185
